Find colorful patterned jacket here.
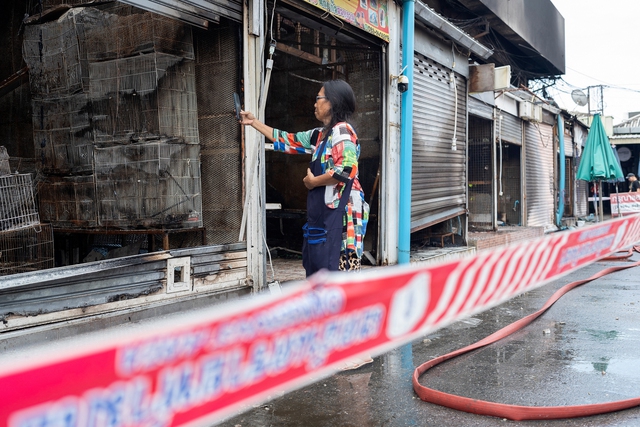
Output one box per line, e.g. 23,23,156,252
272,122,369,257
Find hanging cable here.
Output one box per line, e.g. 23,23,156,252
450,43,457,151
239,0,279,283
497,108,503,197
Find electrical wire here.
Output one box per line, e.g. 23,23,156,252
497,109,503,197
450,43,458,151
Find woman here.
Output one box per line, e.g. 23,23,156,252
239,79,369,277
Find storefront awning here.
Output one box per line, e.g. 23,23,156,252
611,135,640,145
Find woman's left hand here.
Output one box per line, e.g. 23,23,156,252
303,168,316,190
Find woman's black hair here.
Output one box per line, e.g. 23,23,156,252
322,80,356,130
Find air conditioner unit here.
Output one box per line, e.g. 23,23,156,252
518,100,542,122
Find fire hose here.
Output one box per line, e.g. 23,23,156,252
413,246,640,421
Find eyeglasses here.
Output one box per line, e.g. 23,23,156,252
315,96,327,102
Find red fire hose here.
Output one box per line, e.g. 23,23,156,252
413,247,640,421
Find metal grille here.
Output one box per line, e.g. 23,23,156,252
0,174,40,231
563,119,574,157
497,143,522,226
575,169,588,218
524,121,555,227
564,157,574,217
194,20,242,245
411,53,467,232
0,224,54,276
468,115,493,230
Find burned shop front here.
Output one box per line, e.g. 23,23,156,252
0,0,385,329
0,0,250,329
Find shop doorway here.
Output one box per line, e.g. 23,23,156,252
468,116,493,230
263,5,383,264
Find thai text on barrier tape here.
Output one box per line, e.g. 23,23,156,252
1,214,640,427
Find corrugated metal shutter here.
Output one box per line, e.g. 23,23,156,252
468,95,493,120
0,242,248,329
524,121,555,227
575,156,588,217
411,53,467,232
500,112,522,145
563,121,574,157
119,0,241,28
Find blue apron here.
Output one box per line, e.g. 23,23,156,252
302,132,353,277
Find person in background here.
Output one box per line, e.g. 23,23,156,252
627,173,640,192
239,79,369,278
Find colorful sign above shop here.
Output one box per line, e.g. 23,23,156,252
304,0,389,42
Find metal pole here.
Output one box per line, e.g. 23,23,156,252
398,0,415,265
599,180,604,222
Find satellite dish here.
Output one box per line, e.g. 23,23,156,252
571,89,588,106
618,146,632,162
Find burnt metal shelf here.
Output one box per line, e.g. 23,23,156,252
53,227,207,251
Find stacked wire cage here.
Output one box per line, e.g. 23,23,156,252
0,148,54,276
23,3,203,232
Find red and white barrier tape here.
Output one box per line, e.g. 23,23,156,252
2,214,640,427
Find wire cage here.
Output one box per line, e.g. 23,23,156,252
468,116,494,230
0,174,40,231
0,171,53,276
0,224,54,276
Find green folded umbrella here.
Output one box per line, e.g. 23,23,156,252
577,114,623,182
576,114,623,221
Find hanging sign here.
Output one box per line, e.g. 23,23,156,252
304,0,390,42
611,192,640,216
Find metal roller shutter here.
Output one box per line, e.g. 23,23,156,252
563,121,574,157
411,53,467,232
524,121,555,227
468,95,493,120
500,112,522,146
575,172,588,217
119,0,242,28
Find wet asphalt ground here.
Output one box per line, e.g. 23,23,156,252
218,253,640,427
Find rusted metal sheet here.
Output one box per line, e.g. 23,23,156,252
0,242,248,330
0,252,169,321
469,63,495,94
118,0,243,27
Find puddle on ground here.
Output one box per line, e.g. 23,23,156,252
571,358,640,377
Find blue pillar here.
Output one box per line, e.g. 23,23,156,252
398,0,415,264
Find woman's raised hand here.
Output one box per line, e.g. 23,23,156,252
239,111,275,142
239,111,255,125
